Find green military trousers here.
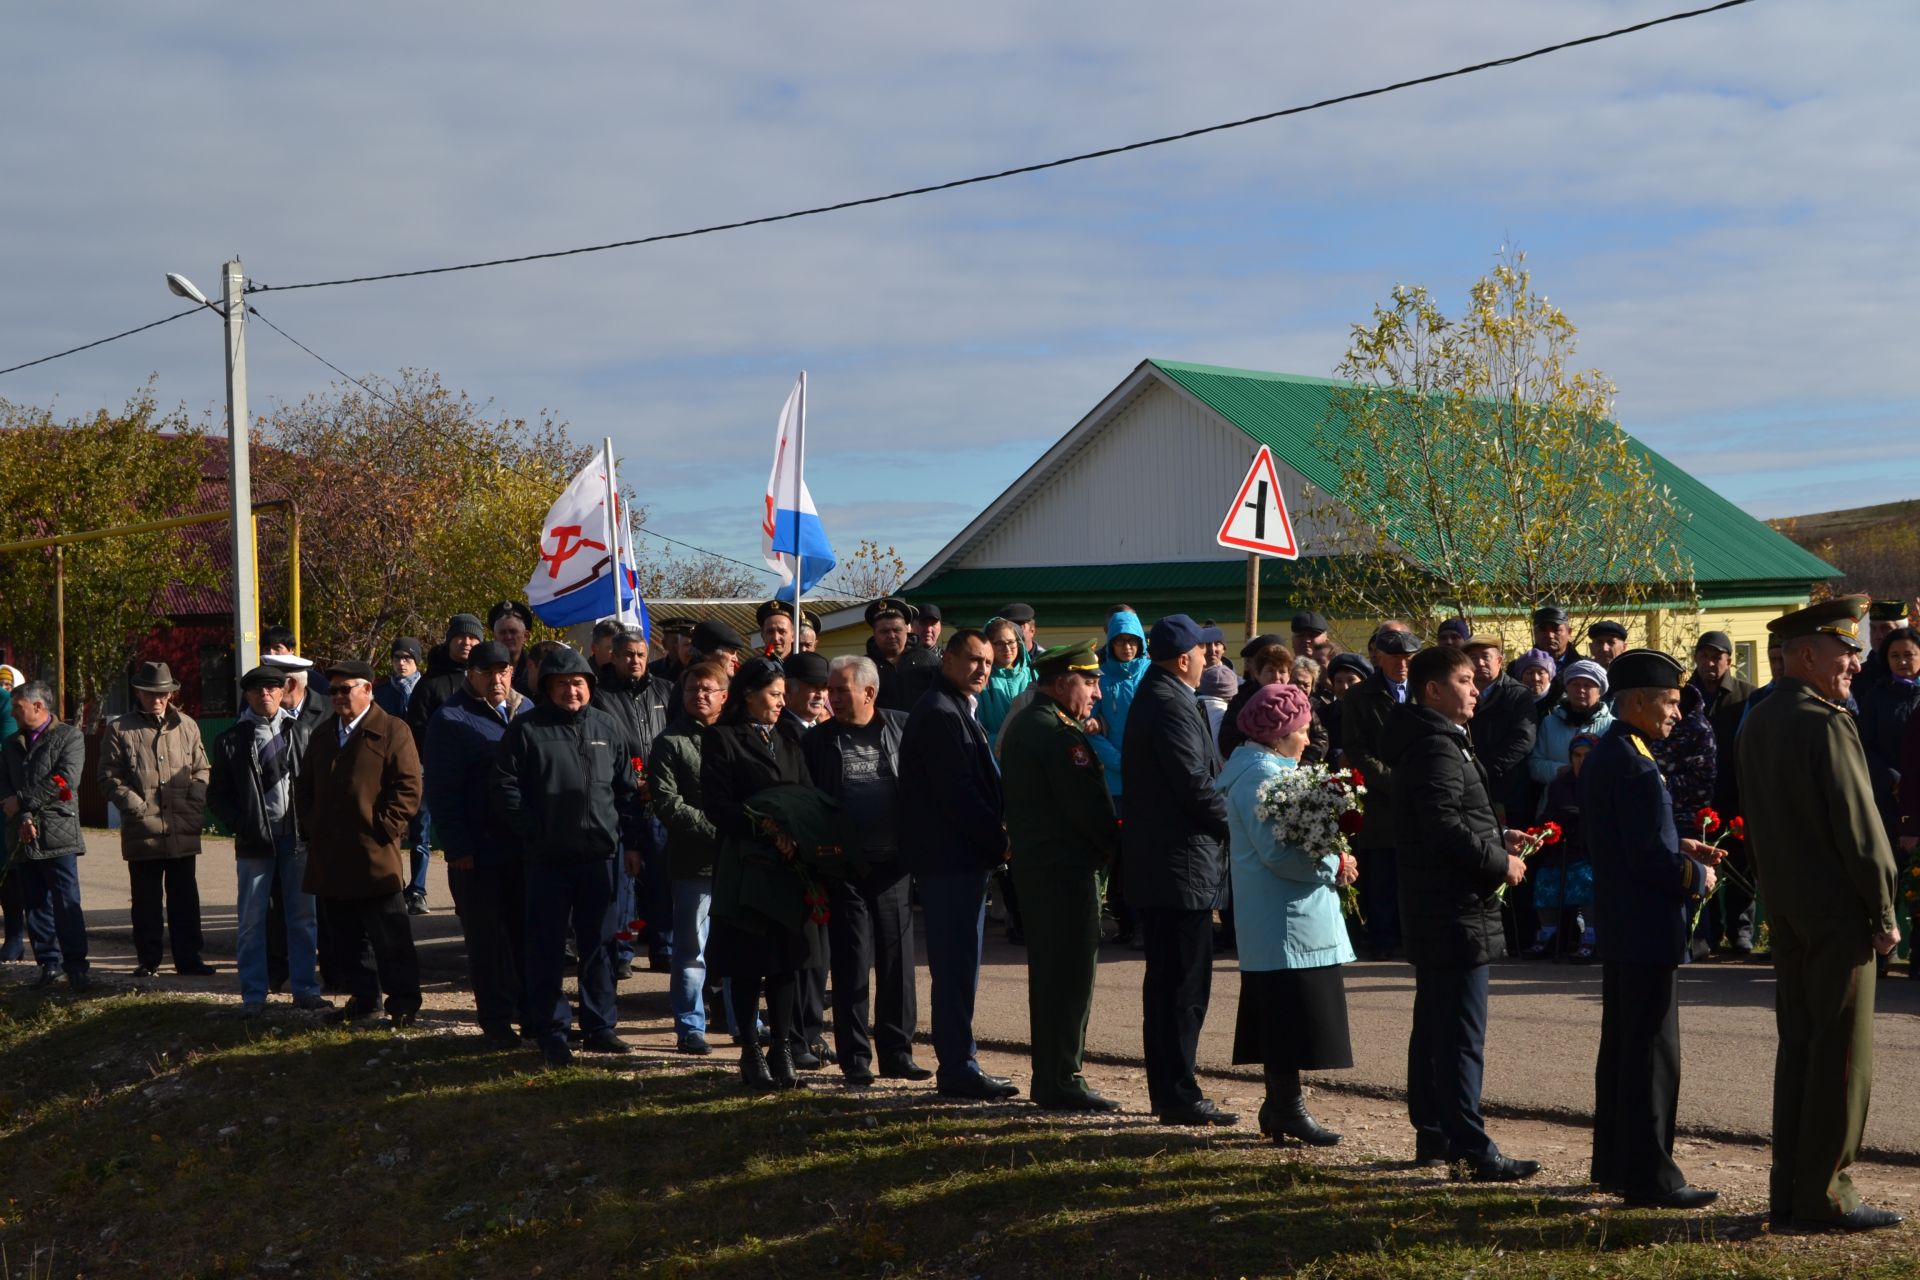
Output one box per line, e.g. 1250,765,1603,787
1768,913,1879,1221
1011,863,1103,1107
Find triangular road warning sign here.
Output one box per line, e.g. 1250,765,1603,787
1216,446,1299,559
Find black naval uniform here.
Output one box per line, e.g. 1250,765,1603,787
1580,717,1710,1200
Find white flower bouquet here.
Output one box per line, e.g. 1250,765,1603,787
1251,763,1366,918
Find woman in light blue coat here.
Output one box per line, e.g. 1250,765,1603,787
1527,659,1613,817
1217,681,1355,1147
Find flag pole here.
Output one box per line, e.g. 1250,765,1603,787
791,371,806,618
601,437,621,624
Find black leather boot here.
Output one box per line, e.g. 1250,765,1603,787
766,1037,804,1090
739,1044,775,1092
1268,1097,1341,1147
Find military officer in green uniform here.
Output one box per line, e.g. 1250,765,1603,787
1738,595,1904,1232
1002,640,1121,1111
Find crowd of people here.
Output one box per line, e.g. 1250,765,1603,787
0,588,1908,1231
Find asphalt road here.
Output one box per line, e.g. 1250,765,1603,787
61,831,1920,1157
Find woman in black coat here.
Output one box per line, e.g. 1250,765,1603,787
701,657,817,1090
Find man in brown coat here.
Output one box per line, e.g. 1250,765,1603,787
98,661,214,977
295,659,424,1024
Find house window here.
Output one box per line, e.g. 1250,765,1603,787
199,644,235,717
1734,641,1756,686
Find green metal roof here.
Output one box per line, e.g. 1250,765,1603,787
1149,359,1838,586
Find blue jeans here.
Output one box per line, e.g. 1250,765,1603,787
406,804,431,899
916,868,989,1085
18,854,88,975
669,876,713,1035
610,854,637,965
237,836,319,1004
523,858,618,1044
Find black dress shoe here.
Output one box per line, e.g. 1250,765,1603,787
1468,1155,1541,1183
808,1037,837,1065
880,1057,934,1082
68,971,95,994
1159,1100,1239,1127
1413,1141,1452,1168
1042,1091,1121,1113
31,966,59,990
842,1064,876,1086
330,999,380,1025
739,1045,775,1091
132,964,160,978
174,961,217,976
938,1073,1019,1102
581,1031,632,1054
1796,1204,1904,1233
1626,1185,1718,1209
541,1039,574,1068
790,1047,822,1071
479,1027,522,1050
676,1031,712,1056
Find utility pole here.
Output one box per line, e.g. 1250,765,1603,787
222,258,260,675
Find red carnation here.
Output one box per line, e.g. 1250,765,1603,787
51,774,72,803
631,756,646,776
1541,821,1563,846
628,918,645,933
1337,810,1365,836
1348,769,1367,790
1729,816,1745,840
614,930,634,943
1698,807,1721,835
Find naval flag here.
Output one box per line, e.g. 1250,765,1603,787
760,372,836,599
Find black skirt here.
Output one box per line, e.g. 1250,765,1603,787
1231,965,1354,1071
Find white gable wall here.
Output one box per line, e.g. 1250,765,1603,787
956,375,1337,570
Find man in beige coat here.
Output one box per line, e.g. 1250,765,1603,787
98,661,213,977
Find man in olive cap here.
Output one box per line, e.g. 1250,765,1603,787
1002,641,1121,1111
1738,595,1903,1231
1581,649,1721,1209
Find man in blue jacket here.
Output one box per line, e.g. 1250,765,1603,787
424,641,531,1048
1121,614,1235,1126
899,628,1015,1101
1582,649,1720,1209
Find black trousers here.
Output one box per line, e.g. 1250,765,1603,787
1407,963,1495,1164
448,861,530,1037
268,865,344,988
1355,846,1401,953
827,862,917,1067
1592,961,1685,1197
1139,906,1215,1114
128,856,205,969
322,893,421,1017
0,870,26,955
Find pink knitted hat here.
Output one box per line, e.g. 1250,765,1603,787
1236,680,1313,744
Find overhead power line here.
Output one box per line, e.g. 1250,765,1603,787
244,302,781,580
246,0,1756,295
0,308,202,378
0,0,1757,379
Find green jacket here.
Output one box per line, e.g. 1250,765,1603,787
1737,677,1899,935
1002,692,1118,875
648,715,719,880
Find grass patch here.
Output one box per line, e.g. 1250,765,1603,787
0,988,1914,1277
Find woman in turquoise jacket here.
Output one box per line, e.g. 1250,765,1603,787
976,618,1035,739
1217,680,1355,1147
1087,610,1147,800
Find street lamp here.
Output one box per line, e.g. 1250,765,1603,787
169,260,260,675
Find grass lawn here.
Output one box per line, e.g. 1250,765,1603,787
0,989,1914,1278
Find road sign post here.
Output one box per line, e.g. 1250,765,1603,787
1217,446,1300,642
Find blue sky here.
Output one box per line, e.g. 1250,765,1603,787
3,2,1915,587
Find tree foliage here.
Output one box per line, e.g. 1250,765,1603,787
1303,253,1697,639
254,370,592,663
831,539,908,599
0,387,217,713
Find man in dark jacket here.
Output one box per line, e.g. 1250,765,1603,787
1386,645,1537,1182
208,666,330,1016
650,659,730,1055
1582,650,1719,1209
373,636,431,915
598,626,676,976
493,646,642,1066
869,597,940,713
1341,626,1420,958
1,681,92,991
1121,614,1236,1127
408,613,484,753
1691,631,1758,956
899,629,1014,1100
1466,636,1538,823
295,661,424,1025
804,654,923,1085
424,642,531,1047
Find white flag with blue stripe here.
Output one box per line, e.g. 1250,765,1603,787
760,372,836,597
